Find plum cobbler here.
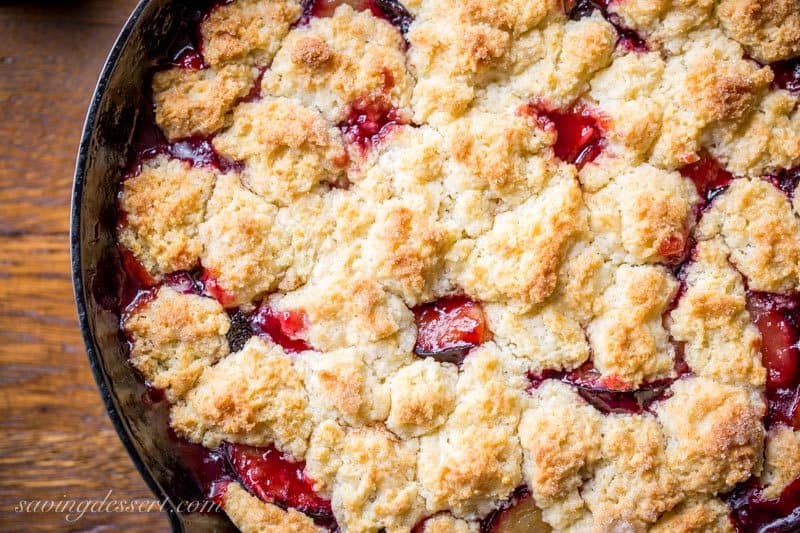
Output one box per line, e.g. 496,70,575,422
114,0,800,531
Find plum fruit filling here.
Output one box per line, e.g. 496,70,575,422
141,382,167,406
552,361,636,391
772,58,800,93
158,0,220,70
481,488,551,533
659,234,693,267
124,89,244,174
304,0,412,32
747,291,800,429
250,303,312,353
169,137,223,168
719,292,800,531
520,103,607,169
117,263,207,322
767,165,800,198
224,443,333,518
117,249,210,318
679,152,735,207
144,135,243,173
199,269,239,308
413,296,490,364
547,107,605,168
727,473,800,532
208,479,232,506
338,96,405,154
613,27,647,53
528,359,687,415
528,282,692,415
372,0,413,33
173,47,206,69
175,438,336,526
162,271,203,295
306,0,385,19
175,437,231,500
118,246,157,302
568,0,647,52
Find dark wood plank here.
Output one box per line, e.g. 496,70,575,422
0,2,170,530
0,2,138,25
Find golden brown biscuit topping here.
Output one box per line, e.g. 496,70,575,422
116,0,800,530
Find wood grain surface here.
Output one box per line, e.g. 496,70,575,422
0,1,170,531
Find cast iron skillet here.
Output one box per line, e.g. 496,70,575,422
71,1,235,530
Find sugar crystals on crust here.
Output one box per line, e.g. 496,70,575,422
655,377,765,495
418,514,477,533
170,337,312,459
221,481,321,533
761,424,800,499
386,358,458,439
198,173,316,306
262,5,413,122
118,155,215,278
707,90,800,178
582,413,681,530
212,96,348,205
583,164,698,264
717,0,800,64
305,421,425,533
609,0,716,50
201,0,303,67
296,345,391,427
649,497,734,533
519,381,601,528
454,166,586,310
417,346,525,518
587,265,678,388
486,303,590,374
269,273,415,352
124,286,230,402
698,178,800,293
669,238,766,386
152,64,255,141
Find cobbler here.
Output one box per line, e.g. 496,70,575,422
114,0,800,531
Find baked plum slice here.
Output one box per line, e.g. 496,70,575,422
772,58,800,93
529,355,690,415
199,269,238,308
748,291,800,428
482,490,551,533
250,304,312,353
519,103,607,169
766,165,800,198
223,443,332,518
679,152,735,207
307,0,384,18
413,296,490,364
339,96,405,154
727,475,800,532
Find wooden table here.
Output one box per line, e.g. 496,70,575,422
0,2,169,530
